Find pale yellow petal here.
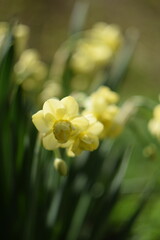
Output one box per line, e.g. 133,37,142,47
83,113,97,124
88,122,104,136
42,132,59,150
154,105,160,119
69,138,82,156
71,116,89,132
61,96,79,118
43,98,65,120
32,110,50,133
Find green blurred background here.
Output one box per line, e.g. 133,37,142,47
0,0,160,99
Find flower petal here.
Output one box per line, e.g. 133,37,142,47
81,134,99,151
32,110,50,133
88,122,104,135
43,98,65,120
83,113,97,124
61,96,79,118
71,116,89,132
42,132,59,150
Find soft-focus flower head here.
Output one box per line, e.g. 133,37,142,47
0,22,30,56
14,49,47,92
13,24,30,57
84,86,121,139
148,104,160,140
70,39,113,74
153,104,160,120
87,22,123,51
70,22,123,75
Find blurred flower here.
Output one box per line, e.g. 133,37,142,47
70,40,112,74
13,24,30,57
67,113,103,156
87,22,123,51
54,158,68,176
32,96,88,151
14,49,47,92
70,22,123,75
84,86,121,138
148,104,160,140
0,22,30,56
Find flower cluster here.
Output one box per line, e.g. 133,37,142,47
32,86,121,156
32,96,103,156
148,104,160,140
70,22,122,74
0,22,47,95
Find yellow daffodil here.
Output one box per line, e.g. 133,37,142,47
148,104,160,140
88,22,122,51
84,86,120,139
70,40,112,74
0,22,30,56
32,96,88,150
67,113,103,156
14,49,47,91
13,24,30,57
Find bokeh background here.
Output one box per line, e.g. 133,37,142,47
0,0,160,99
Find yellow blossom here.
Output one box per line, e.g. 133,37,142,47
88,22,123,51
148,104,160,140
153,104,160,120
84,86,120,139
67,113,103,156
70,40,113,74
14,49,47,91
32,96,88,151
13,24,30,57
0,22,30,57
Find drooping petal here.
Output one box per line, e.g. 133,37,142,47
81,134,99,151
42,132,59,150
32,110,50,133
43,98,65,120
68,138,81,156
61,96,79,118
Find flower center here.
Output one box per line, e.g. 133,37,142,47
53,120,72,143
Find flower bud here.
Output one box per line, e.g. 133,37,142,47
53,158,68,176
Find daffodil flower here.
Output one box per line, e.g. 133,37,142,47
84,86,120,139
67,113,103,156
148,104,160,140
32,96,88,150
